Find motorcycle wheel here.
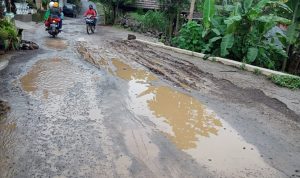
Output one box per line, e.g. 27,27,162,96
86,25,91,35
91,25,95,33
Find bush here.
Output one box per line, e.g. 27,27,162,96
173,0,292,71
172,21,206,52
142,11,167,32
0,29,9,40
0,19,19,50
129,11,168,33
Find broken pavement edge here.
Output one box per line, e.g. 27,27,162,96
135,39,299,79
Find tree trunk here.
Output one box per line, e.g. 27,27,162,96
288,52,300,75
36,0,42,10
112,5,116,24
0,0,4,19
174,10,180,35
114,3,119,24
167,14,175,42
282,0,299,71
188,0,196,21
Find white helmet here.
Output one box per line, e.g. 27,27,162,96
49,1,54,8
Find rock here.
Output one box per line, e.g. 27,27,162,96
128,34,136,40
20,40,39,50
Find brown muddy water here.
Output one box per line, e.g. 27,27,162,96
20,58,83,98
112,59,157,81
105,58,283,177
0,112,16,178
44,39,67,50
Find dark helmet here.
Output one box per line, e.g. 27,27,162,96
89,4,93,9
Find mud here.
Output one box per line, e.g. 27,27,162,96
44,39,67,50
0,17,299,178
76,41,294,177
0,100,10,120
20,57,83,97
135,85,284,177
110,40,300,122
112,59,157,81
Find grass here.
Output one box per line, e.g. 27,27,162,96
270,74,300,89
254,68,262,75
240,63,246,70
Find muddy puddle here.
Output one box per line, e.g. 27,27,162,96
0,115,16,178
106,58,284,177
112,59,157,81
20,58,83,98
45,39,67,50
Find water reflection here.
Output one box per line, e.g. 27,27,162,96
112,59,157,82
139,86,222,149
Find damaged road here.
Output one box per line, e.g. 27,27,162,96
0,18,300,178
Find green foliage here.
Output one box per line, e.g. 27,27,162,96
142,11,167,32
0,19,19,50
129,11,168,33
27,0,37,9
203,0,215,29
129,12,144,21
93,0,135,24
270,74,300,89
220,34,234,56
172,21,206,52
240,63,246,70
0,29,8,40
254,68,262,75
246,47,258,63
173,0,292,71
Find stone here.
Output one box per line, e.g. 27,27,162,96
128,34,136,40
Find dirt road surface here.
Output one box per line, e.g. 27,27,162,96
0,18,299,178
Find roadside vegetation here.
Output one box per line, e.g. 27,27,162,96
270,74,300,89
173,0,299,76
91,0,300,89
0,19,19,51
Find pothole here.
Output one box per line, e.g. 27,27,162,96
20,57,83,98
45,39,67,50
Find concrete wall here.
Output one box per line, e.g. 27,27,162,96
14,14,32,22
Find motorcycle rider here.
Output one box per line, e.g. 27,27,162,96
45,1,63,30
83,5,97,26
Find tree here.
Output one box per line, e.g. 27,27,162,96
93,0,134,24
159,0,189,41
188,0,196,21
0,0,4,19
283,0,300,72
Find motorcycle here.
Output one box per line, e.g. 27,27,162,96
47,16,61,38
85,15,96,34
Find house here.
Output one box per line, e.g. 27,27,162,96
130,0,160,10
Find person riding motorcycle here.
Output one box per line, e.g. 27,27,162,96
44,1,63,30
84,5,97,26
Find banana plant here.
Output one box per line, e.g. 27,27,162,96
219,0,291,69
282,0,300,71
